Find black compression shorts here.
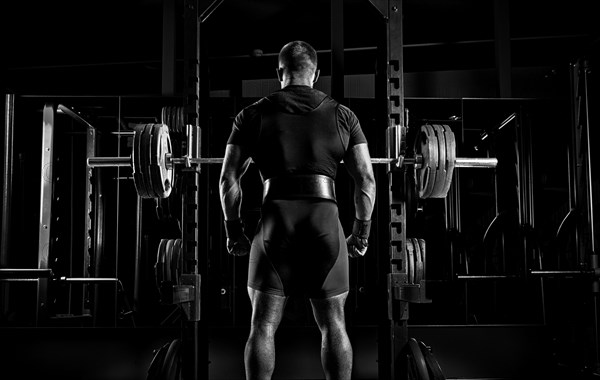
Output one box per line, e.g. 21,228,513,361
248,199,349,299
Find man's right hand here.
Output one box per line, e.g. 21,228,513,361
224,219,251,256
227,235,251,256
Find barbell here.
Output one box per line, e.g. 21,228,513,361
87,122,497,199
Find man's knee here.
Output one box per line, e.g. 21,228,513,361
249,288,288,327
310,291,348,329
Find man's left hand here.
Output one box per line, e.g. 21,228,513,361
347,234,368,258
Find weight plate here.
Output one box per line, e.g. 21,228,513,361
171,106,177,134
441,125,456,197
177,106,184,134
406,165,419,221
132,124,149,198
155,196,169,221
149,124,173,198
141,124,158,198
172,239,181,284
169,174,182,226
418,238,426,281
172,106,179,134
406,238,415,284
155,239,168,291
418,340,446,380
430,124,447,198
163,106,173,130
417,124,439,199
164,239,175,283
173,106,178,133
147,341,171,380
161,106,167,126
172,106,179,141
408,338,430,380
413,238,424,284
160,338,182,380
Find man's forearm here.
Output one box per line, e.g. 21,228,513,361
220,178,243,221
354,178,376,221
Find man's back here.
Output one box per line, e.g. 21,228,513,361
228,85,366,181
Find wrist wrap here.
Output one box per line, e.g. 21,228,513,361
224,219,244,240
352,218,371,239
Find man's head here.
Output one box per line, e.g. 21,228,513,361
277,41,320,87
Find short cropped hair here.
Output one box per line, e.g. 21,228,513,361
278,41,318,76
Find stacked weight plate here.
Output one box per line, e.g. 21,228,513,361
405,238,426,285
132,123,174,198
155,238,183,293
415,124,456,199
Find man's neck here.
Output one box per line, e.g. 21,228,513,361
282,77,313,88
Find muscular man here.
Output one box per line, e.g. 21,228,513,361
219,40,376,380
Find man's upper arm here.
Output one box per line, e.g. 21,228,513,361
220,143,251,182
344,143,374,183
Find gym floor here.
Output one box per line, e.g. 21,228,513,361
0,324,566,380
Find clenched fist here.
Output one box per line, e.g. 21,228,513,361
224,219,250,256
347,218,372,258
227,234,251,256
347,234,369,258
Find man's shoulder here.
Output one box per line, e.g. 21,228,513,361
336,103,358,120
236,98,271,121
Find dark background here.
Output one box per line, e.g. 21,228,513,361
1,1,600,379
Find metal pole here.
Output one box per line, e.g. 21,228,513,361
331,0,344,102
2,94,15,267
581,59,599,373
162,0,176,95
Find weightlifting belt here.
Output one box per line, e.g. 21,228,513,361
263,174,336,202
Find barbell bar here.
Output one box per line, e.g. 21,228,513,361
87,122,497,199
87,155,497,168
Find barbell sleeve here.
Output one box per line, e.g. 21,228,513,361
455,157,498,168
399,156,497,168
88,156,131,168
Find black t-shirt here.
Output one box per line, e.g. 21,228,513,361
227,85,367,180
